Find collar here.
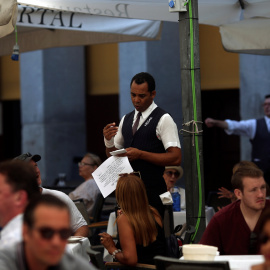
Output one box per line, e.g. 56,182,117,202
134,101,157,119
2,213,23,233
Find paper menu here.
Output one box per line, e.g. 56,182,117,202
92,156,133,198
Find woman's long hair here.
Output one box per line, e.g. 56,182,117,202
116,174,159,246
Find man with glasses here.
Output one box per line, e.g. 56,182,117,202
205,94,270,184
14,152,89,237
0,160,40,248
0,194,96,270
200,166,270,255
69,153,102,215
103,72,181,217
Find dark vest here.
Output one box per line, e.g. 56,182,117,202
250,118,270,173
122,107,167,206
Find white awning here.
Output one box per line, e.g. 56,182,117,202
0,4,162,56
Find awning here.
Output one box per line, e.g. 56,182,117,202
0,4,162,56
16,0,270,55
0,0,18,38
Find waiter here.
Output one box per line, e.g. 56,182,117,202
103,72,181,216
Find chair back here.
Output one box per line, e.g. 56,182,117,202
154,256,230,270
91,193,105,223
87,247,105,270
73,199,90,225
105,262,156,270
163,205,174,238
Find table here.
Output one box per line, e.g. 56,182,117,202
66,237,91,261
215,255,264,270
104,207,215,261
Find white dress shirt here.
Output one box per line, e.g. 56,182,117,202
114,102,181,150
0,214,23,249
225,116,270,140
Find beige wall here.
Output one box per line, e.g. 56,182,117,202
199,25,239,90
0,56,20,100
86,43,119,96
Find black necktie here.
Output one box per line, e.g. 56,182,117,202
132,112,142,135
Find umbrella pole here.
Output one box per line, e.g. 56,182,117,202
178,0,206,243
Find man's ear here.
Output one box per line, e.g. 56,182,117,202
14,190,28,207
151,90,156,99
234,189,242,200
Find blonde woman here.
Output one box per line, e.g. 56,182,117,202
99,174,166,266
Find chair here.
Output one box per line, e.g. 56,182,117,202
73,196,108,247
163,205,174,238
87,247,106,270
154,256,230,270
73,199,91,225
87,248,156,270
105,262,156,270
87,193,108,247
90,193,106,224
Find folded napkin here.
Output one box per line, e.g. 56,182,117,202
159,191,173,205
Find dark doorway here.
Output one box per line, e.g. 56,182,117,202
201,89,240,198
0,100,21,161
86,94,120,162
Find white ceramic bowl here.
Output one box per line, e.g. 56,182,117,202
182,244,218,261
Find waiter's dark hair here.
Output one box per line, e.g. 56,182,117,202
130,72,155,93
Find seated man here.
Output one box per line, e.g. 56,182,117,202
69,153,101,216
0,160,40,248
200,166,270,255
0,194,96,270
14,153,89,237
163,166,185,209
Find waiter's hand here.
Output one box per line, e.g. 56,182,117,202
123,147,141,161
103,122,118,140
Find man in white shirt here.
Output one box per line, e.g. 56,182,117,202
14,153,89,237
205,94,270,184
0,160,40,249
103,72,182,216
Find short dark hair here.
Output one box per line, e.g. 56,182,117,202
231,166,264,192
0,160,40,200
24,194,70,228
265,94,270,99
130,72,156,93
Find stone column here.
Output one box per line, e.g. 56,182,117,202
20,46,86,185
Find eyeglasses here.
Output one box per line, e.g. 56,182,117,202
118,171,141,178
78,162,95,167
165,171,180,178
34,227,72,241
